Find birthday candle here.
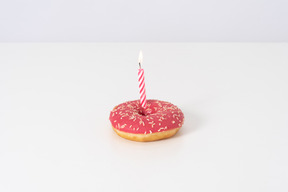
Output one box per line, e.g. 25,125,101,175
138,51,147,110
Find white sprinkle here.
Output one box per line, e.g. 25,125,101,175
148,121,155,128
139,119,145,126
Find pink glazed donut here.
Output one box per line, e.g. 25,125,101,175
109,99,184,142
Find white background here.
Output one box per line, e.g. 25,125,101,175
0,43,288,192
0,0,288,42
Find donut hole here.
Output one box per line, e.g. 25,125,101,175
137,108,157,116
138,110,146,116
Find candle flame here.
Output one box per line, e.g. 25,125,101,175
138,50,143,68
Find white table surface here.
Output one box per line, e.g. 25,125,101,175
0,43,288,192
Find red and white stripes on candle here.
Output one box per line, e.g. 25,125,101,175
138,68,147,109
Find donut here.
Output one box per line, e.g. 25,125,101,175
109,99,184,142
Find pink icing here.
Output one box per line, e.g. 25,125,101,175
109,99,184,134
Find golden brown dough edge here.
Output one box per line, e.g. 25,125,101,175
112,126,181,142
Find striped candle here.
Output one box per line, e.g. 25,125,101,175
138,51,147,110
